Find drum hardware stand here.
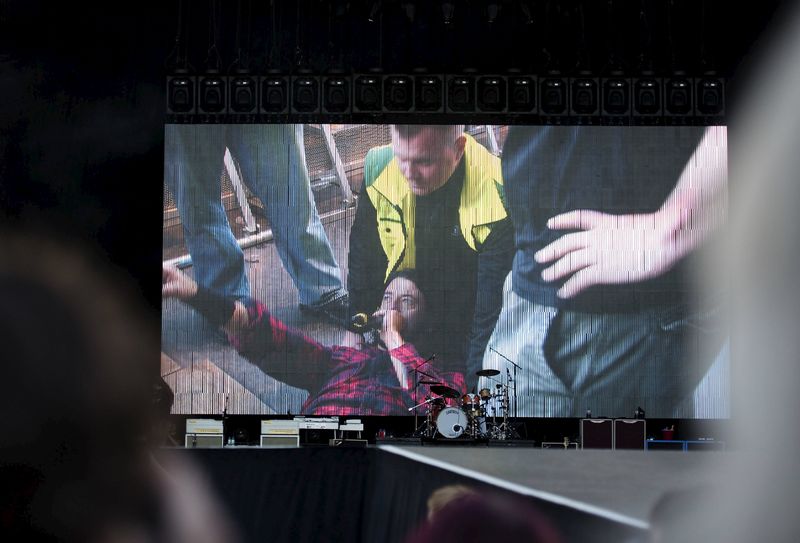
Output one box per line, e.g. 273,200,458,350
489,347,522,438
491,383,511,440
475,369,506,441
410,354,437,438
408,397,437,438
221,394,231,446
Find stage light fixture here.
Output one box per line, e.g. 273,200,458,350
442,2,455,24
477,76,507,112
487,3,500,23
354,75,382,112
415,75,444,112
367,1,380,23
292,75,320,113
570,76,599,116
167,73,195,114
323,75,350,113
447,75,475,112
520,2,535,25
260,75,289,114
383,76,413,111
601,77,631,116
696,76,725,116
540,75,567,115
508,75,536,113
633,77,662,116
198,71,227,114
229,73,257,114
401,2,415,23
665,75,693,115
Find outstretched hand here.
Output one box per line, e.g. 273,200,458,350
162,264,198,301
535,209,682,299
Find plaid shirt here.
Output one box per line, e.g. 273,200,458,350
228,300,466,416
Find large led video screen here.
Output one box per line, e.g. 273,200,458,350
161,124,728,419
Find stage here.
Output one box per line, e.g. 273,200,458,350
179,444,731,543
379,445,725,530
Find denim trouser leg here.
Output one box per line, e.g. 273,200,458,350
479,273,567,417
164,124,250,299
480,272,720,417
227,124,345,306
549,303,723,418
544,309,667,418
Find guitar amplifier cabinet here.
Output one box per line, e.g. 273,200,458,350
185,434,224,448
260,434,300,448
581,419,614,449
614,419,646,450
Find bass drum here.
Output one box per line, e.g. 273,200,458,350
436,407,468,439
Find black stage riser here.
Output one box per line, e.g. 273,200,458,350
186,448,644,543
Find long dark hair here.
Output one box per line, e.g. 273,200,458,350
384,269,462,373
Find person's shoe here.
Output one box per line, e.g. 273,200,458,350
299,292,350,326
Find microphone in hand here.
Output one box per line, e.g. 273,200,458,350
349,312,383,332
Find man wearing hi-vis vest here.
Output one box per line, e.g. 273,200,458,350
348,125,514,386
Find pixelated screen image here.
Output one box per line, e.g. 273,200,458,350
161,124,728,418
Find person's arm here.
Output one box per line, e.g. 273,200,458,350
466,219,515,386
162,265,330,393
347,188,389,316
376,309,413,389
384,316,467,396
536,126,728,298
388,344,467,397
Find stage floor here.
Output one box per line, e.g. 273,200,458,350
379,445,730,529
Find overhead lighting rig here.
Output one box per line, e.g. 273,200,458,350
166,71,725,125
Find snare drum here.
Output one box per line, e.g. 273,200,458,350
479,388,492,400
436,407,468,439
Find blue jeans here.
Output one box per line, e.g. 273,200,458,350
480,273,723,418
164,124,345,305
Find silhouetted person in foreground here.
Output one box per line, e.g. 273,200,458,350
406,491,562,543
0,231,237,543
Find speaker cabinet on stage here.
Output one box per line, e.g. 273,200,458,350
614,419,646,450
260,434,300,448
581,419,614,449
185,434,224,448
185,419,224,448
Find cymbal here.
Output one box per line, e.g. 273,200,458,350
476,369,500,377
430,385,461,399
419,380,441,385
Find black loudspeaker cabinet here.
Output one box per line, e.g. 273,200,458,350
581,419,614,449
614,419,646,450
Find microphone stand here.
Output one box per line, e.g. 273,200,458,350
222,394,230,446
490,346,522,428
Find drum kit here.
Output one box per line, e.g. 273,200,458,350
410,369,514,441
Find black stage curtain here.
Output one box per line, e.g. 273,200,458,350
189,448,370,542
187,448,645,543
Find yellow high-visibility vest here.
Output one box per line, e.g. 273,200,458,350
364,134,507,281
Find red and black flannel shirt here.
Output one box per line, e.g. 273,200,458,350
228,300,466,416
